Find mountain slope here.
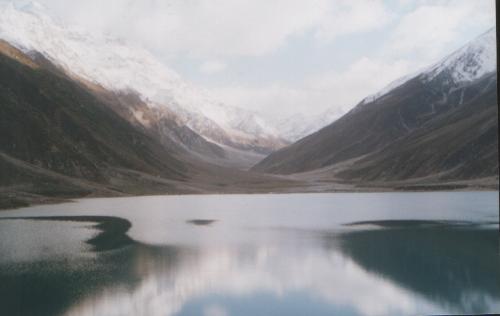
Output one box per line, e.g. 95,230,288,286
0,41,193,192
86,86,261,169
253,28,498,182
339,73,498,182
0,2,286,167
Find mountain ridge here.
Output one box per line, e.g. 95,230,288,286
0,2,287,168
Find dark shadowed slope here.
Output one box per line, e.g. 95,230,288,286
253,75,437,174
338,73,498,181
0,41,194,194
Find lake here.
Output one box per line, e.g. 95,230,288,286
0,192,499,316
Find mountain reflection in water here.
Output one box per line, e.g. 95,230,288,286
336,221,500,314
0,215,499,316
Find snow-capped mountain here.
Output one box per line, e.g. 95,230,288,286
424,28,496,84
253,27,497,176
0,1,285,155
276,108,342,142
279,28,496,143
275,113,317,142
360,27,496,106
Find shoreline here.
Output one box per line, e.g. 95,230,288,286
1,184,498,212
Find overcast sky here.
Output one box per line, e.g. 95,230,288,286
8,0,497,120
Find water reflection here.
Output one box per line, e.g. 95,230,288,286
1,216,499,316
334,221,500,314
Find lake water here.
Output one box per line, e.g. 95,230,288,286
0,192,499,316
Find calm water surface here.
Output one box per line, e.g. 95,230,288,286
0,192,499,315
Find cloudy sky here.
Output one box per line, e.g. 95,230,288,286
8,0,497,120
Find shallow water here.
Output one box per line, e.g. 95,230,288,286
0,192,499,315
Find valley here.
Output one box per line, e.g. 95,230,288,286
0,3,498,210
0,2,498,316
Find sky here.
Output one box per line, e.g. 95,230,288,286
5,0,497,120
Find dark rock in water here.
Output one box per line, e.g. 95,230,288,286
343,219,498,228
186,219,217,226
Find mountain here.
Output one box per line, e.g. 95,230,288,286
0,2,286,169
275,108,342,142
253,28,498,183
339,72,497,183
0,40,302,208
0,40,192,204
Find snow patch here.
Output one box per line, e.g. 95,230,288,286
424,28,497,84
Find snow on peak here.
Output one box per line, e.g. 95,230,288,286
424,27,497,83
358,27,496,107
0,1,180,90
0,3,282,147
275,107,341,141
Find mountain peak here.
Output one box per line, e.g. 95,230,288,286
359,27,496,106
424,27,496,84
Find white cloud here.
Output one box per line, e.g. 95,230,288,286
39,0,323,57
387,1,496,63
208,0,495,120
16,0,496,124
314,0,394,42
199,61,227,74
38,0,393,58
210,57,417,120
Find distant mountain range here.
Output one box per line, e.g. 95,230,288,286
253,28,498,184
0,2,497,207
274,108,342,142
